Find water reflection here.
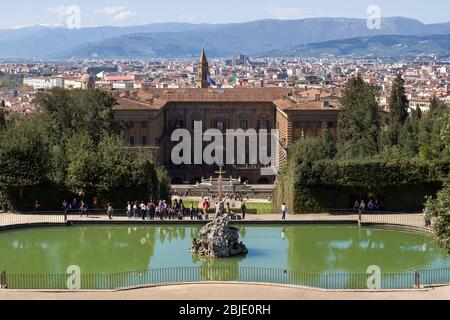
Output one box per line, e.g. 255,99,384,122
0,224,449,279
285,226,448,274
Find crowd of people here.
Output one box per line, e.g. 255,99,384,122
353,199,385,214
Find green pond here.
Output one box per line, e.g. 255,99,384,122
0,224,449,289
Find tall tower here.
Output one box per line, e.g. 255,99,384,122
197,48,210,88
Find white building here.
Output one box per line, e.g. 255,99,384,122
23,78,49,90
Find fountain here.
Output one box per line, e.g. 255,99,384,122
190,166,248,258
190,216,248,258
192,166,251,196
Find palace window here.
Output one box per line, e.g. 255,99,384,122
141,121,148,129
216,121,225,133
240,119,249,130
128,136,135,146
141,136,147,146
259,120,269,130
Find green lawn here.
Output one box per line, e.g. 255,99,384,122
180,200,199,208
244,202,273,214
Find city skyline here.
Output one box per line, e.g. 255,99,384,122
1,0,450,29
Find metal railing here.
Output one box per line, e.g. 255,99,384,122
0,210,431,230
2,266,449,290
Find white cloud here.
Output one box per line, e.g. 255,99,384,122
95,5,136,22
178,15,196,23
113,10,136,22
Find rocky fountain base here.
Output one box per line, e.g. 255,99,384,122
190,216,248,258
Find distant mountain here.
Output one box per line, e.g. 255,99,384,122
263,34,450,57
0,23,222,59
2,17,450,59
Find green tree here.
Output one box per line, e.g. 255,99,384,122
389,74,409,126
385,74,410,146
418,98,449,160
0,118,49,190
35,88,121,145
0,100,6,128
397,106,422,157
65,132,102,194
426,181,450,252
337,75,380,158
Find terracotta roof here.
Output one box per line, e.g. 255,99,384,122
134,87,293,103
114,97,166,111
274,99,341,111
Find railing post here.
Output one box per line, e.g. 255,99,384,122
414,271,420,289
1,271,6,289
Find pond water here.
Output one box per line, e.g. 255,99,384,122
1,224,449,277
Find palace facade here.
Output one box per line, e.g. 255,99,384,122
112,50,390,184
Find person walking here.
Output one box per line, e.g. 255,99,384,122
281,202,287,220
62,199,69,222
141,201,147,220
358,200,365,223
126,202,132,219
202,199,209,220
241,202,246,220
148,201,156,220
132,201,138,218
189,202,195,220
80,200,88,217
107,203,113,220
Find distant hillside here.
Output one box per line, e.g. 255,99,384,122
263,34,450,57
2,17,450,59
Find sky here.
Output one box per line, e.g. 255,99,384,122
1,0,449,29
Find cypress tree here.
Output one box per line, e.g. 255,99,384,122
337,75,380,158
389,74,409,126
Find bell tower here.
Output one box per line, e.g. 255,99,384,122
197,48,210,88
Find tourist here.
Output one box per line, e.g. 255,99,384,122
33,200,41,212
62,200,69,221
202,199,209,220
189,202,195,220
241,202,246,220
195,207,199,220
162,200,168,219
374,199,380,211
107,203,113,220
353,200,360,213
368,200,374,211
179,199,185,216
148,201,156,220
360,200,366,212
126,202,132,219
281,202,287,220
132,201,138,218
71,198,78,210
80,200,88,217
358,200,365,222
157,200,163,220
141,201,147,220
